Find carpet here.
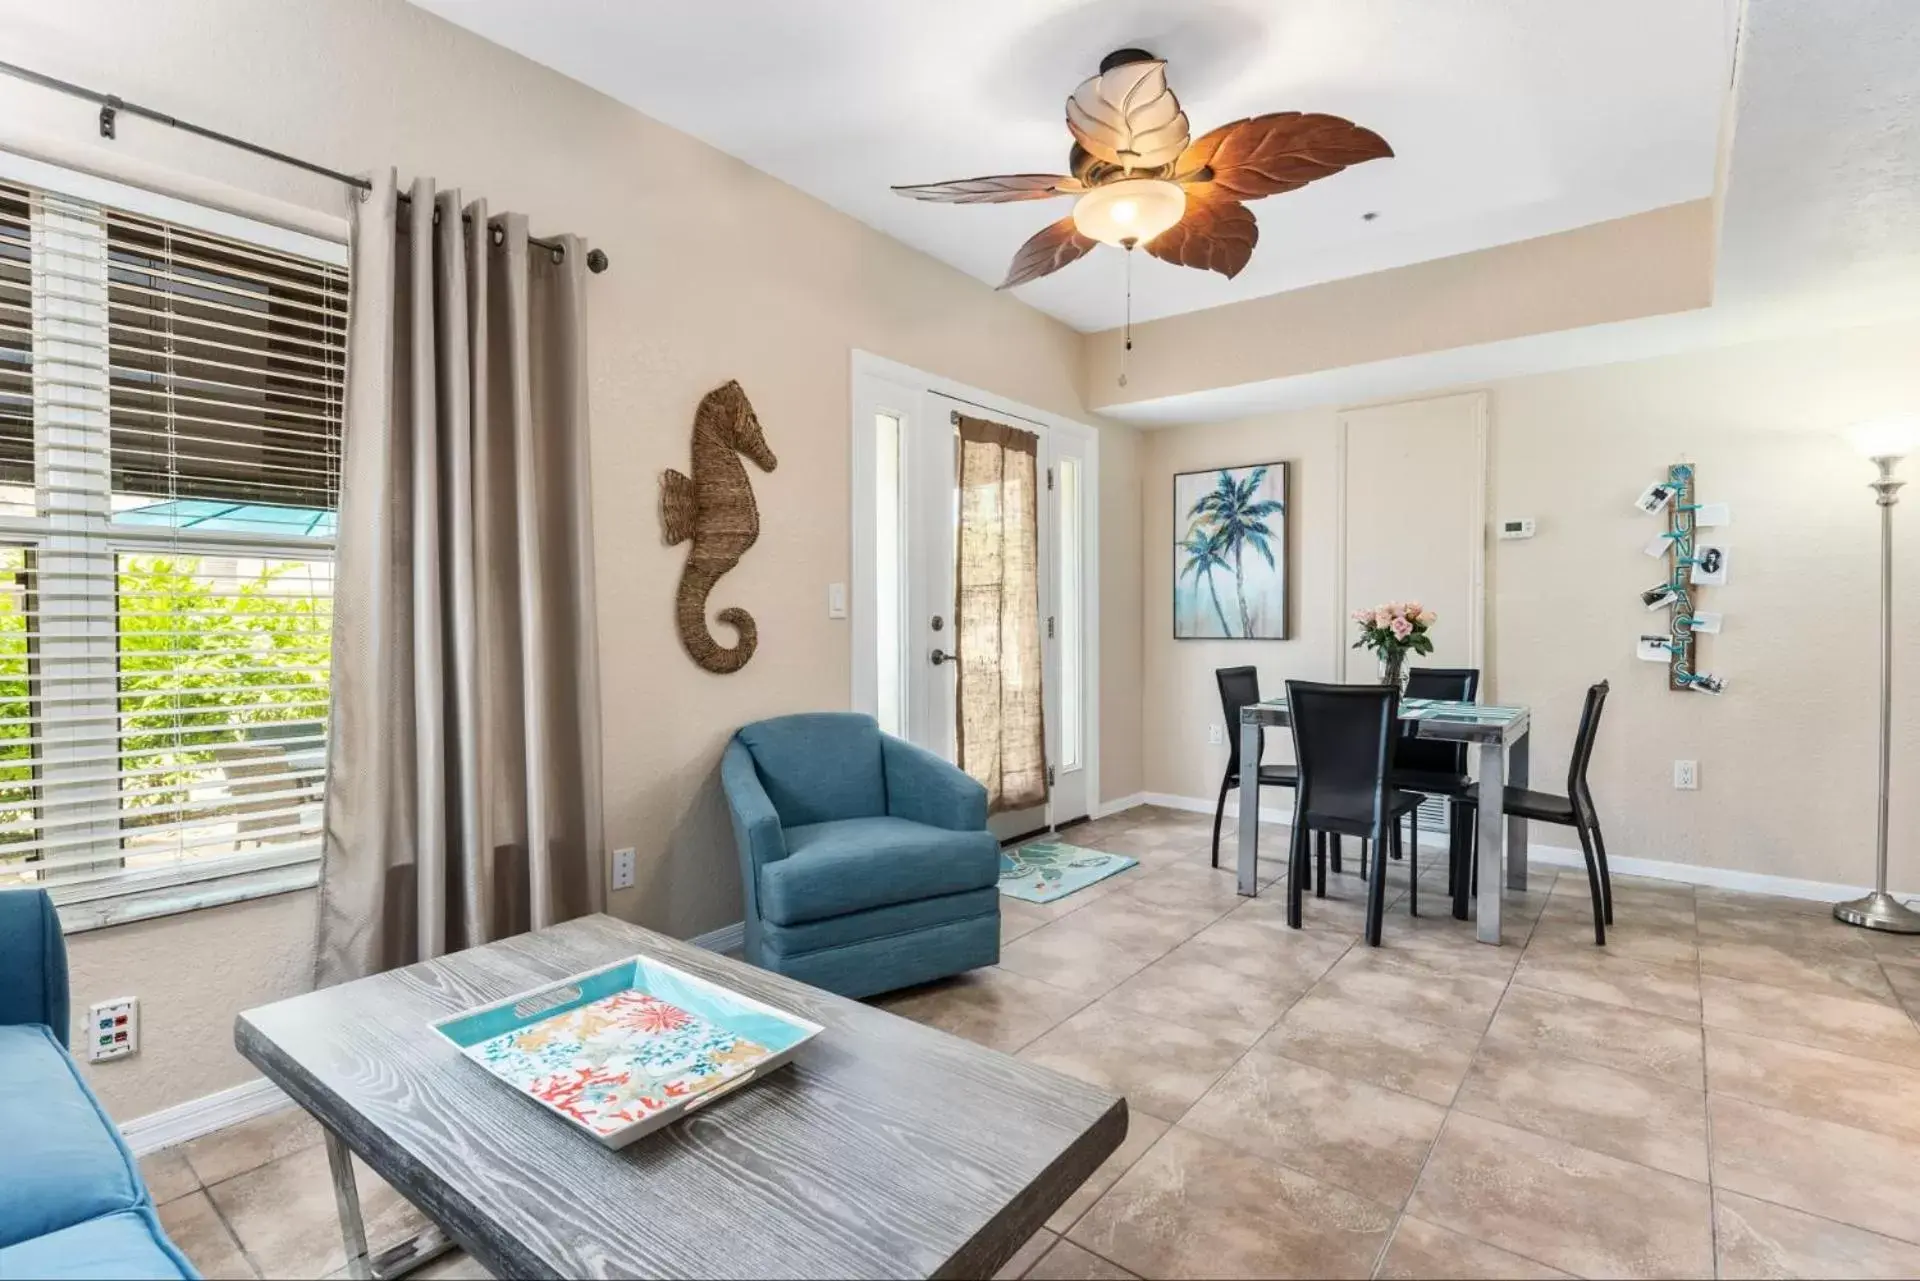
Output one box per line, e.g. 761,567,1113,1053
998,840,1138,904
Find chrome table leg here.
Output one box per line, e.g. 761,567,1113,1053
325,1128,455,1279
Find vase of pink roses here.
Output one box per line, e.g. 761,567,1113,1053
1351,601,1438,691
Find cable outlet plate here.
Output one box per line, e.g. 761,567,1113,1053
86,996,138,1062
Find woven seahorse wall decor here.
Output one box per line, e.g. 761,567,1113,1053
660,380,779,673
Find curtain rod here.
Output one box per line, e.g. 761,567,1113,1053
938,391,1047,430
0,57,609,273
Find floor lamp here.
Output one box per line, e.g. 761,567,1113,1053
1835,415,1920,934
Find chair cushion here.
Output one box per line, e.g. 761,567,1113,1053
758,817,1000,926
1304,790,1425,838
1504,787,1577,823
737,713,886,827
0,1208,195,1280
761,887,999,956
0,1025,144,1249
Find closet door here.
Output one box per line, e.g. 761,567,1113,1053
1337,393,1487,678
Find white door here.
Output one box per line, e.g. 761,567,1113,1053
851,361,1095,836
1337,392,1488,678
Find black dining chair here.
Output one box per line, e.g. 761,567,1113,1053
1283,681,1426,946
1210,666,1305,869
1393,666,1480,886
1451,680,1613,944
1325,666,1478,881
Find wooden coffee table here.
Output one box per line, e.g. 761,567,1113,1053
236,915,1126,1279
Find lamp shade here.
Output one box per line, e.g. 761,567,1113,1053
1846,415,1920,461
1072,178,1186,248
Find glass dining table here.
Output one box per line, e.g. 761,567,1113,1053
1236,696,1533,944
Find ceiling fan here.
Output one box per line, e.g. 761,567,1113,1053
894,49,1392,289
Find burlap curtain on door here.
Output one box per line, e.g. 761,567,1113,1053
315,170,604,985
954,415,1047,813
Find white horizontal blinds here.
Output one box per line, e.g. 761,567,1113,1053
0,177,345,902
106,208,346,519
0,185,30,515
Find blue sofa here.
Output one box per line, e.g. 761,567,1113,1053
722,713,1001,998
0,889,198,1280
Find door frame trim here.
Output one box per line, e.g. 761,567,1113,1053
1333,390,1489,682
848,350,1101,823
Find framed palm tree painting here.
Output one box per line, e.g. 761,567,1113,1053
1174,462,1288,639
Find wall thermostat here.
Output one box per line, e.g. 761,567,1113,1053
1497,518,1537,540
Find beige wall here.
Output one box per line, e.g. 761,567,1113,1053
65,892,318,1121
1142,318,1920,894
1,0,1144,1119
1084,200,1718,412
1145,407,1342,794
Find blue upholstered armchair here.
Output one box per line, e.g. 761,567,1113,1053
0,890,197,1278
722,713,1000,998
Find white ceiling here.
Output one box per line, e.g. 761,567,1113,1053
414,0,1736,332
1713,0,1920,318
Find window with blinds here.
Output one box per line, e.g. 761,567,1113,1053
0,175,345,905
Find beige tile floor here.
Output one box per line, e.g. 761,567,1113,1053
140,805,1920,1280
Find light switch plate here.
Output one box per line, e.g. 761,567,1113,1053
827,583,848,619
86,997,138,1062
611,847,636,891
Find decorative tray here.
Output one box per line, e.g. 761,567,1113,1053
433,955,823,1149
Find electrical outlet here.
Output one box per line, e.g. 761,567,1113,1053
1207,723,1224,746
86,997,138,1062
611,847,636,891
1673,760,1699,791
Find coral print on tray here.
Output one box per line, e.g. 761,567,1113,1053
469,991,770,1136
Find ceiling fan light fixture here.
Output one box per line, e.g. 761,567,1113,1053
1072,178,1186,249
892,52,1392,289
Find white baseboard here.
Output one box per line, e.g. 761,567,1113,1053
1091,791,1147,819
122,1076,291,1157
1525,842,1919,906
1140,790,1919,907
1144,791,1293,826
689,921,745,953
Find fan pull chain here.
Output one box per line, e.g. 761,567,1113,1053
1119,247,1133,388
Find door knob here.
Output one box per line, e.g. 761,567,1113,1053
930,648,957,666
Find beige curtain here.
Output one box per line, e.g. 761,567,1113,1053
315,170,604,985
955,415,1047,813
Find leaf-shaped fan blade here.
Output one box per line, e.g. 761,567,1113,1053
1175,113,1392,200
999,217,1097,289
892,174,1081,204
1145,191,1258,279
1065,59,1191,172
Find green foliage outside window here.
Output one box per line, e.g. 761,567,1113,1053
0,551,332,879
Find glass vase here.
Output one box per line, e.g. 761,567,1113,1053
1378,651,1407,692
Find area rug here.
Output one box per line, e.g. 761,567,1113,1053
998,841,1138,904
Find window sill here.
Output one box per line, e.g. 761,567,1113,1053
58,862,319,935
